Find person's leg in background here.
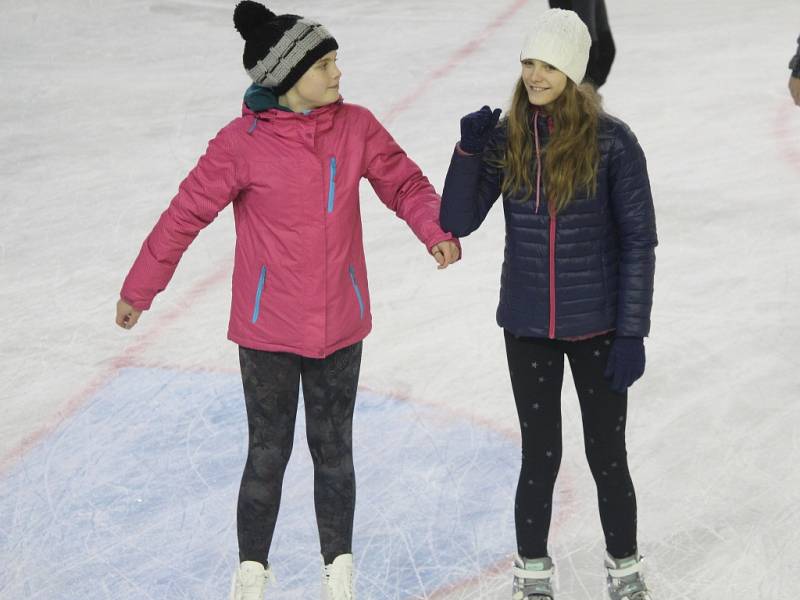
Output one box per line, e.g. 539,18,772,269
548,0,615,87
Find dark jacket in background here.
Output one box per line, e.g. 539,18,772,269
549,0,615,87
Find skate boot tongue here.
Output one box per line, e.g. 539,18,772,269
522,558,548,570
230,561,275,600
322,553,355,600
512,555,554,600
239,561,264,583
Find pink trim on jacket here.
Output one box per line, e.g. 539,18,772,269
533,112,542,214
532,110,557,339
560,328,615,342
548,211,557,339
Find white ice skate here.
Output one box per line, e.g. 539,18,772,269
229,560,275,600
511,554,555,600
321,553,355,600
604,552,652,600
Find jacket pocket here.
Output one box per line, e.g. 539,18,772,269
327,157,337,213
251,265,268,324
348,264,364,320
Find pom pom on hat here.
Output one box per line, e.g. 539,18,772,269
521,9,591,85
233,1,277,41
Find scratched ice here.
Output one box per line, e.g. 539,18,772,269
0,368,518,599
2,0,800,598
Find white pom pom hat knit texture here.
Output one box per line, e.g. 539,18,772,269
520,9,592,85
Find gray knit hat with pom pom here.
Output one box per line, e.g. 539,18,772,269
234,1,338,94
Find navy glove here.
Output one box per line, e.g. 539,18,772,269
604,337,646,394
459,105,501,154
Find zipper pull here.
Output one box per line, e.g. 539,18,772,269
247,116,258,135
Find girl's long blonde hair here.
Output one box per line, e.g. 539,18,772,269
496,78,602,213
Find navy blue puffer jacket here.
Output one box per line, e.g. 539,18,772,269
440,110,657,339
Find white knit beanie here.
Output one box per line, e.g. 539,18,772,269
520,9,591,85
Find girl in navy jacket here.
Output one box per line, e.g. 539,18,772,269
440,9,657,600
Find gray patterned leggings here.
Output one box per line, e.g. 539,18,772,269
236,342,362,566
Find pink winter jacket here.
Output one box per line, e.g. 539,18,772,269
120,99,457,358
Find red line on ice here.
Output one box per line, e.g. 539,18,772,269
381,0,529,126
2,0,533,477
1,1,571,594
0,263,230,476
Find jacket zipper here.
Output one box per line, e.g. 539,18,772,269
327,157,337,213
251,265,267,324
348,264,365,320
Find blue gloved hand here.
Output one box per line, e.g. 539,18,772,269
459,105,502,154
604,337,646,394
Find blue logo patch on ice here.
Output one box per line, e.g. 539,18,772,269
0,367,517,599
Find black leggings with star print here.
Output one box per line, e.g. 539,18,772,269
504,330,638,560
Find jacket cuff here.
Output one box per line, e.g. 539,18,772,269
454,142,478,157
120,294,151,312
427,235,462,255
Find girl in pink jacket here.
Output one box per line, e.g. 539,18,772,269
115,3,459,599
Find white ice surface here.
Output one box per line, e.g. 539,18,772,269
1,0,800,598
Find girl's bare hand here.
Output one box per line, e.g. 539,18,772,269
116,299,142,329
431,241,461,269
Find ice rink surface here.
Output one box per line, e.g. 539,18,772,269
1,0,799,598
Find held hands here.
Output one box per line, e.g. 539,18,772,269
604,336,646,394
790,75,800,107
459,105,502,154
116,299,142,330
431,241,460,269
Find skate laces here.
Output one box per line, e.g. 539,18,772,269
612,577,650,600
512,555,555,600
606,554,651,600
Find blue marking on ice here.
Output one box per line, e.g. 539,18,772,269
0,367,517,599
